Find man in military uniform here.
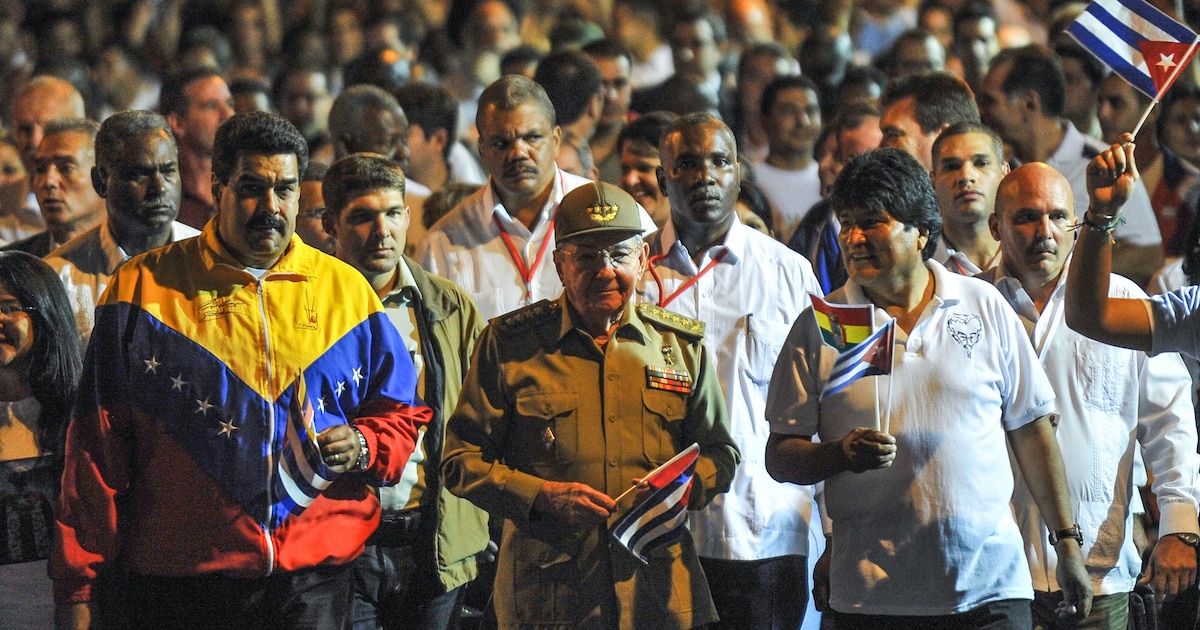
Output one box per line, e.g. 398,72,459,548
442,181,740,629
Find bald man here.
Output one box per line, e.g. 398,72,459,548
979,162,1199,628
4,76,85,242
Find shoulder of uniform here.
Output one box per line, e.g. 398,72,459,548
637,303,705,340
491,299,561,331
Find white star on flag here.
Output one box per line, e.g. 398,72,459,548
352,366,363,387
144,356,160,373
317,397,326,413
1158,52,1177,70
170,374,186,391
195,397,214,415
218,418,238,437
335,381,346,397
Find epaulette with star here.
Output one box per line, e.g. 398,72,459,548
637,303,705,340
491,299,561,332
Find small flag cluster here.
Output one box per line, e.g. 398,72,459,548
810,294,895,400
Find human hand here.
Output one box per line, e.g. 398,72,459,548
1054,541,1094,620
533,480,616,530
1139,534,1198,601
1085,133,1139,221
812,541,832,611
316,423,361,473
840,428,897,472
476,539,499,564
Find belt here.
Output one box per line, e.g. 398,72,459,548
367,510,422,547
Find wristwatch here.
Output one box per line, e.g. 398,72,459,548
351,428,370,472
1048,524,1084,547
1169,532,1200,547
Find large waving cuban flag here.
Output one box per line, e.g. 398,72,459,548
1067,0,1200,99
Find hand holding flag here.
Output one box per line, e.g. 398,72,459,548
611,443,699,563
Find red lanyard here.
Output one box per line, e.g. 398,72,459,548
648,248,728,308
495,215,555,302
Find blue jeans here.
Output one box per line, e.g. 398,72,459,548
351,543,462,630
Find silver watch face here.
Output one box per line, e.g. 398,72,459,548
1173,533,1200,547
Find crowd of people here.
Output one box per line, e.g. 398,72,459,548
2,0,1200,629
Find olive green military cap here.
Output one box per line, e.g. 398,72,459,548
555,181,645,242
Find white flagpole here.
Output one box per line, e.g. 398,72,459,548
883,343,895,435
1132,34,1200,138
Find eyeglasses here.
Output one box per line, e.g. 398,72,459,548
558,239,642,269
0,301,34,318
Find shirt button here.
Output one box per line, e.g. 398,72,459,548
609,458,618,467
543,404,553,414
608,373,617,381
608,413,616,423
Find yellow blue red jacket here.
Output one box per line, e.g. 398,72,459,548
52,222,431,605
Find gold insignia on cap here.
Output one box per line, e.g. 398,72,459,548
586,182,619,224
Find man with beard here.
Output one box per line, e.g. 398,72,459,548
418,76,654,320
640,111,822,629
443,181,738,628
44,111,200,348
52,113,430,629
979,161,1199,628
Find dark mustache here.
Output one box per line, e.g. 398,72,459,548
247,214,287,231
1028,240,1056,255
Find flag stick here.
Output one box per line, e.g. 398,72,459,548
873,370,880,432
614,480,645,504
882,349,895,435
1130,99,1158,139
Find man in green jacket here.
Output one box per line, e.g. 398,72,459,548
323,153,490,629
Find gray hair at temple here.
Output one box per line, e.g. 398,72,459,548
95,110,177,170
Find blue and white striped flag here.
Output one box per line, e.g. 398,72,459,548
611,443,698,563
275,374,340,517
1067,0,1200,99
821,319,895,400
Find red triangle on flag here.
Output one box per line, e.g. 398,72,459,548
1139,40,1200,96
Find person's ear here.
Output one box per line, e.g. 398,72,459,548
91,167,107,198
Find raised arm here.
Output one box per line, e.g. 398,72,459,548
1065,134,1154,351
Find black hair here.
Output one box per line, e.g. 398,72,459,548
212,112,308,184
831,147,942,259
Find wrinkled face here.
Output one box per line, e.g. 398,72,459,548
478,102,561,202
296,180,335,254
932,131,1008,226
0,284,34,369
554,231,647,320
619,140,667,225
173,76,235,155
1060,57,1096,126
764,86,822,157
837,205,927,289
1097,74,1146,144
12,89,83,171
670,19,721,83
34,131,102,231
659,122,740,229
1161,96,1200,166
978,60,1024,145
101,130,182,236
594,55,633,128
214,152,300,269
880,97,937,169
991,166,1076,282
330,188,408,281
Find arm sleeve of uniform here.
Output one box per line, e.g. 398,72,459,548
1148,286,1200,359
442,326,548,522
51,289,135,605
682,339,740,509
1136,349,1200,536
353,311,431,484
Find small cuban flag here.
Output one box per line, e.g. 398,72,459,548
275,373,341,517
1067,0,1200,99
611,443,699,564
810,294,895,400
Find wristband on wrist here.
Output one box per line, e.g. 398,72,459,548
1049,524,1084,547
351,427,370,472
1082,210,1123,232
